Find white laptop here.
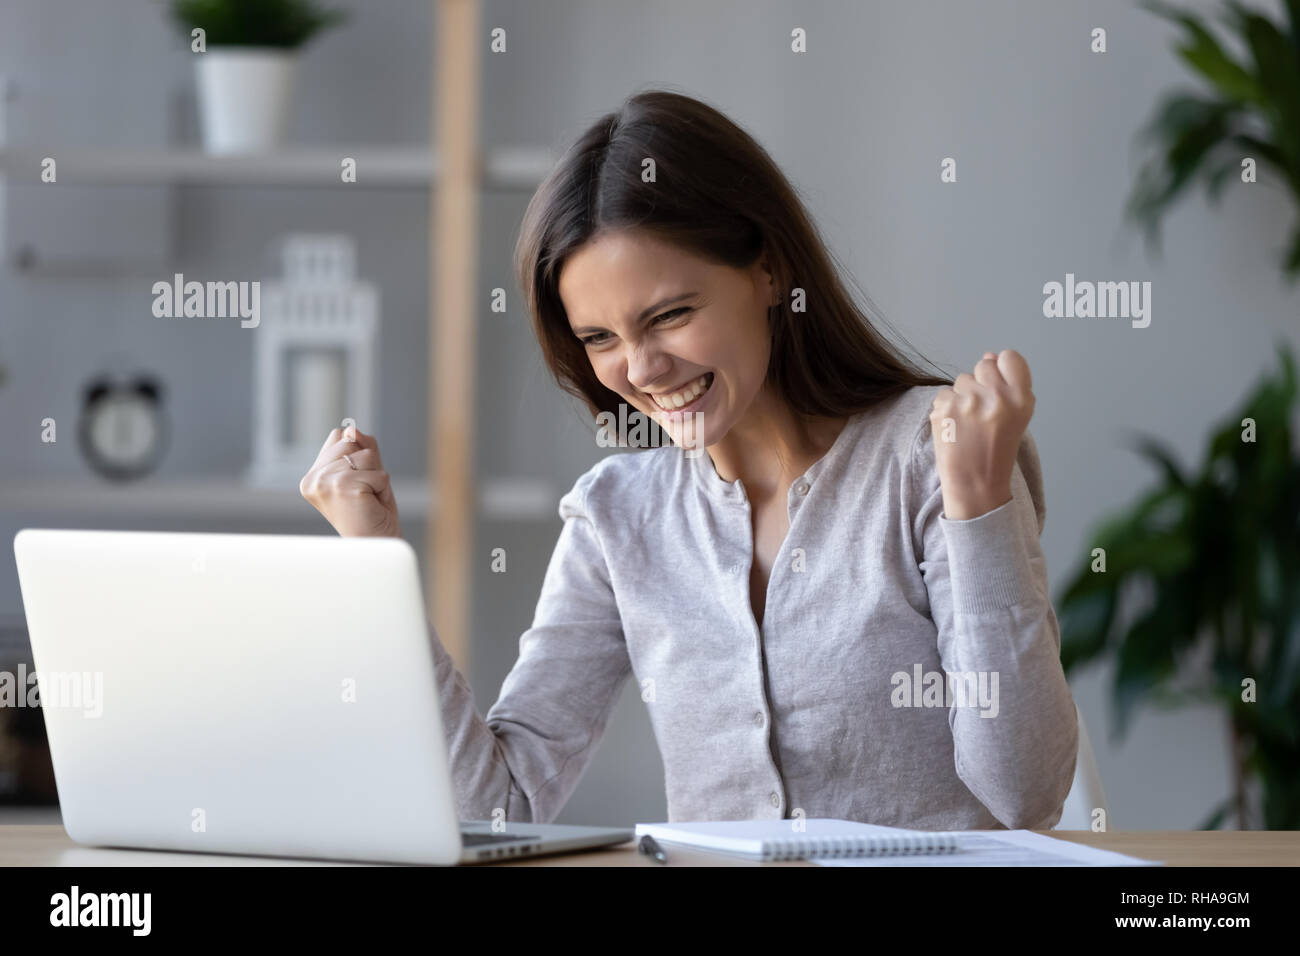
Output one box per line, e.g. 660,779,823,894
12,528,633,865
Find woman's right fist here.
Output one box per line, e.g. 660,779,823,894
299,425,402,538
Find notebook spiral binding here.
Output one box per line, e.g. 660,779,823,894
761,832,960,861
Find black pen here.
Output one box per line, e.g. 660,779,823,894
638,834,667,863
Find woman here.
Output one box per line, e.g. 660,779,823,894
300,89,1079,831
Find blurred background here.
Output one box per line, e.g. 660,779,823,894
0,0,1297,831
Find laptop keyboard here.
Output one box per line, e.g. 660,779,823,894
460,831,542,846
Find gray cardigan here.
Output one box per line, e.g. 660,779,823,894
426,384,1079,829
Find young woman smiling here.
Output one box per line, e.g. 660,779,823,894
300,89,1079,831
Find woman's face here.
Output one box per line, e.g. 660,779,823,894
558,229,777,450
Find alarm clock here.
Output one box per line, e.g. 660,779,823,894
77,374,169,481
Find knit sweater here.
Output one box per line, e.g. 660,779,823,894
427,383,1079,829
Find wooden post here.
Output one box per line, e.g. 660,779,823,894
428,0,480,672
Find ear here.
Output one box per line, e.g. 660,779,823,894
755,250,782,307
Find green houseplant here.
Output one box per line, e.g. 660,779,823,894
1126,0,1300,283
164,0,349,153
168,0,347,48
1055,340,1300,829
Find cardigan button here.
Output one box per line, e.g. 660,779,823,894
793,479,810,495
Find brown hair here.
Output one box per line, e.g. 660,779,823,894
514,87,952,444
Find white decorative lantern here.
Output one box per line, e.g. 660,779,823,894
246,234,378,488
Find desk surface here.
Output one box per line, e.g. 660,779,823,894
1,826,1297,866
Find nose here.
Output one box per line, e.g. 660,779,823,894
624,344,673,393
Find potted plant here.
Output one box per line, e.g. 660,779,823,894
1125,0,1300,283
166,0,348,154
1055,340,1300,829
1077,0,1300,831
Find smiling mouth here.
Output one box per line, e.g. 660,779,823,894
647,372,714,413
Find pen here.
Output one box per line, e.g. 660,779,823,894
638,834,667,864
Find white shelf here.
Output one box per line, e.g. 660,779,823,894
0,476,558,522
0,145,555,189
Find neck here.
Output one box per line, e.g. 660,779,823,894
705,387,846,499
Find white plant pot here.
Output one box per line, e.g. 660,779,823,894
195,48,298,154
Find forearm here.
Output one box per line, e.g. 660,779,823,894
938,502,1079,828
944,600,1079,829
940,485,1012,522
426,621,537,823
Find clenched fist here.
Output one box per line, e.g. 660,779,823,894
929,349,1035,521
299,424,402,538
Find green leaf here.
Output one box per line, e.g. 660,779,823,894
1092,483,1186,543
1059,586,1117,673
1284,222,1300,277
1056,342,1300,827
1131,0,1300,272
1229,132,1289,173
1231,4,1300,173
1119,429,1190,490
1126,93,1242,240
1139,0,1265,104
1206,132,1292,202
1286,0,1300,64
1203,151,1243,203
1112,604,1186,739
1109,529,1196,579
168,0,348,48
1197,795,1236,830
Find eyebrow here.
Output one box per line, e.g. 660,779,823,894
570,292,700,336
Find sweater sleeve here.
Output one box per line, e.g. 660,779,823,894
907,418,1079,829
425,467,633,824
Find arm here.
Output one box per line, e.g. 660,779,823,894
910,418,1079,830
426,470,632,823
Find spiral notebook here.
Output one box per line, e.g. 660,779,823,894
633,819,959,861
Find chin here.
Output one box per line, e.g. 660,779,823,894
651,411,715,452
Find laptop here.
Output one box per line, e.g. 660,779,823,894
12,528,633,865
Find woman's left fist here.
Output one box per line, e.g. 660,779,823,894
929,349,1035,520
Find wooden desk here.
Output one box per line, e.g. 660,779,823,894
1,825,1297,866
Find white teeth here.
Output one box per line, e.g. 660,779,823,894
652,374,710,410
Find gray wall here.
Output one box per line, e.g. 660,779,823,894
2,0,1297,830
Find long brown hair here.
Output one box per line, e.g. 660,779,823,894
514,87,952,444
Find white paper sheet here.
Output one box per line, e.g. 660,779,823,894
813,830,1162,866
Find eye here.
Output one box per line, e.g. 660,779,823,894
579,307,693,347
